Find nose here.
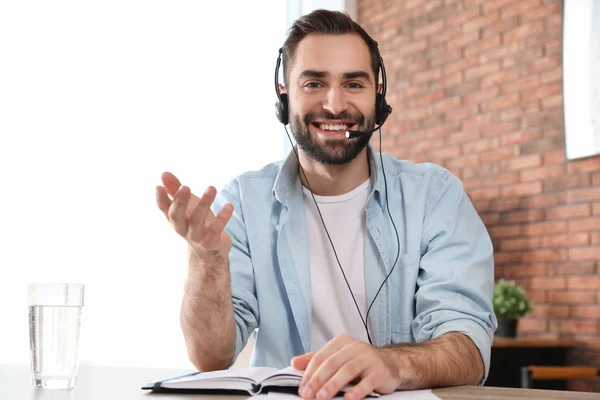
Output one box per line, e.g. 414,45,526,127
322,87,348,116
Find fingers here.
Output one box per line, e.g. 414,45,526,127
161,171,183,197
156,186,172,217
188,187,217,234
168,186,191,237
300,335,352,397
201,203,234,248
291,353,315,371
343,372,378,400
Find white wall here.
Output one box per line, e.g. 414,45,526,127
0,0,286,368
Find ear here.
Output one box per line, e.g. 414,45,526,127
377,83,383,94
278,83,286,95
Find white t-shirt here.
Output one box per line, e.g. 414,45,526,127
302,179,371,352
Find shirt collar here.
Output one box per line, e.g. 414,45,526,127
272,143,386,209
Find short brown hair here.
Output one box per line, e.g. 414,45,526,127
282,9,381,86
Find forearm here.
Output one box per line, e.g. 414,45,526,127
379,332,483,389
180,248,236,371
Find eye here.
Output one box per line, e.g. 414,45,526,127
346,82,364,89
305,81,322,88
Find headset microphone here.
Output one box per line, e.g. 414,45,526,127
345,119,387,139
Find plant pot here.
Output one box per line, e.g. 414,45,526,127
496,318,518,338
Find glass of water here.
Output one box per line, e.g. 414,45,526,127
28,283,84,389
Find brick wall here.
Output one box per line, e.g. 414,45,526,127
358,0,600,387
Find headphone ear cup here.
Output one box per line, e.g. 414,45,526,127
375,93,391,126
275,93,289,125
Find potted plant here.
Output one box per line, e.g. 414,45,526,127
493,279,533,338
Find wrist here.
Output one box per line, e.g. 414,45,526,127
377,346,420,390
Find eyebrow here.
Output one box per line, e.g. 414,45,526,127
297,70,372,83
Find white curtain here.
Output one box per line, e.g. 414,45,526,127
0,0,286,368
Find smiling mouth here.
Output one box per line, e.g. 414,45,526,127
311,122,356,134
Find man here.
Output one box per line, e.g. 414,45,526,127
156,9,497,400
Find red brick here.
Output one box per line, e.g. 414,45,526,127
494,251,525,265
528,55,561,73
463,12,500,33
464,87,500,104
521,82,561,103
503,209,543,223
504,264,547,277
568,217,600,232
446,31,480,51
541,68,562,84
500,0,545,19
549,320,597,335
500,181,543,197
443,57,479,77
414,20,444,38
491,197,521,211
592,232,600,245
463,137,499,153
545,174,592,193
567,275,600,290
541,94,562,109
549,262,595,275
519,318,548,333
500,130,540,146
549,291,597,304
567,157,600,174
479,146,520,163
446,7,481,27
521,193,566,208
489,172,520,186
499,237,540,251
481,93,520,112
520,165,564,182
446,154,479,169
544,39,561,55
567,188,600,203
481,69,521,87
499,154,542,172
482,0,521,12
488,225,522,238
527,291,547,304
468,187,500,200
413,67,443,84
531,276,566,290
569,247,600,261
521,1,561,22
525,221,567,236
481,121,519,137
503,21,544,43
571,306,600,320
523,248,565,263
530,305,570,318
481,16,520,39
479,212,500,226
594,203,600,216
543,150,566,165
546,204,591,220
446,129,479,145
542,233,590,248
501,75,541,94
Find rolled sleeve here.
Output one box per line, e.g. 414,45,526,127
213,181,259,367
413,172,497,384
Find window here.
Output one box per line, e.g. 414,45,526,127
0,1,287,368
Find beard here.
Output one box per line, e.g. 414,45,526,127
289,109,375,166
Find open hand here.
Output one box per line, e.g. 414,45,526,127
155,171,233,260
291,334,399,400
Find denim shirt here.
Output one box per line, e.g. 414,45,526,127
211,144,497,381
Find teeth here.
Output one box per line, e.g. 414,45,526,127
319,123,349,131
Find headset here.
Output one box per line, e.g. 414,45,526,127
274,40,400,346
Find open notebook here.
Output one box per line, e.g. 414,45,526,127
142,366,379,397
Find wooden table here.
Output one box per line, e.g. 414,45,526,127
1,364,598,399
488,337,582,389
